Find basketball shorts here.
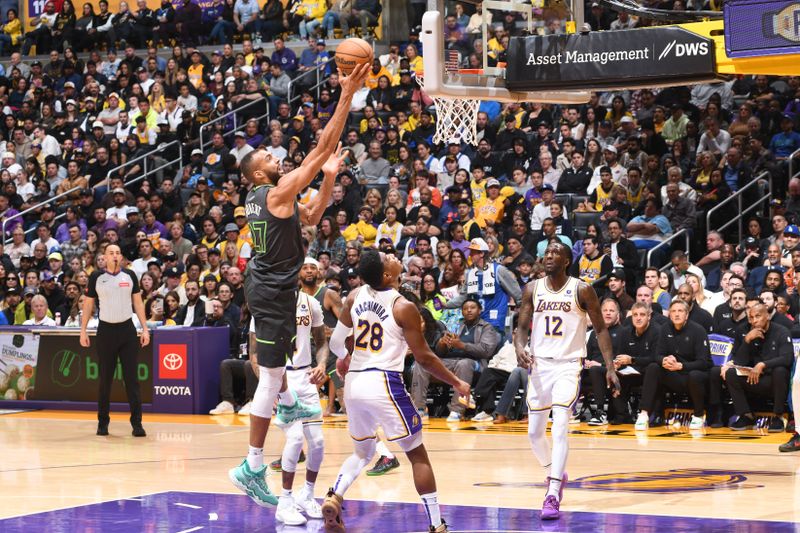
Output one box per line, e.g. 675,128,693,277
286,366,322,419
345,369,423,452
526,358,582,412
245,277,298,368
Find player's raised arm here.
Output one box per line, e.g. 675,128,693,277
269,62,371,205
298,144,345,226
579,281,621,395
514,281,535,369
394,297,470,399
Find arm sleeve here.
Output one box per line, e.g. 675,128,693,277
329,321,352,359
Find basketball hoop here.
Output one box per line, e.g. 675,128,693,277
416,50,482,146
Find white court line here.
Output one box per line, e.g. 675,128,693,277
174,503,202,509
176,527,203,533
125,498,143,502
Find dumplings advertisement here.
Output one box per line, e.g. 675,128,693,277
0,332,40,401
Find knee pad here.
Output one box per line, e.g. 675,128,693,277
303,422,325,472
281,424,305,473
250,366,285,419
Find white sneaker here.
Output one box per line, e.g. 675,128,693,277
446,411,462,422
238,401,252,416
295,492,322,518
689,416,705,430
634,413,649,431
275,500,307,525
569,413,581,425
209,400,235,415
471,412,494,422
588,415,607,426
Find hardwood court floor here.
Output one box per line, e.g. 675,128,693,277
1,410,799,530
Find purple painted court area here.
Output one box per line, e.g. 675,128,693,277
1,491,796,532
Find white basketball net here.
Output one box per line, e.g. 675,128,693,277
416,74,481,146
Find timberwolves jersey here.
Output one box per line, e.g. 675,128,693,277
314,285,338,328
349,286,407,372
294,291,324,367
530,277,588,361
245,185,304,288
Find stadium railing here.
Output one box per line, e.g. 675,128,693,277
198,96,270,151
706,170,771,243
646,228,690,269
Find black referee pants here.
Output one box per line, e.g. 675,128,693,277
97,320,142,426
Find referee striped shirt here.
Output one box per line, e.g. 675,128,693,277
86,269,140,324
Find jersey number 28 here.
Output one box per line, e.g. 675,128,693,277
354,319,383,352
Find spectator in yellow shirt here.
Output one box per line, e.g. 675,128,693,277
366,58,392,90
474,178,506,227
405,43,423,75
342,205,378,247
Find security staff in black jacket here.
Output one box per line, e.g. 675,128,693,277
612,302,661,424
709,303,792,432
638,299,711,424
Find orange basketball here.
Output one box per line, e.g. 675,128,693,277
335,38,373,75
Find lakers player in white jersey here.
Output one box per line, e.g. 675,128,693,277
515,242,620,520
251,278,329,526
324,249,470,533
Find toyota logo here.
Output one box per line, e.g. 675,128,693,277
163,353,184,371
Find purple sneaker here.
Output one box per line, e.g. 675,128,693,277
541,495,560,520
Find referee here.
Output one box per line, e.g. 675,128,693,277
80,244,150,437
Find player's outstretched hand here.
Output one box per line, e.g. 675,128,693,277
454,379,470,401
606,369,621,397
322,142,345,177
339,62,371,96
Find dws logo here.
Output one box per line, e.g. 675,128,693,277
158,344,188,380
658,40,710,60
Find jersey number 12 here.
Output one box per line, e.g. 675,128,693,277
544,315,563,337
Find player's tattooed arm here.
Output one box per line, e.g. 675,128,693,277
309,325,329,384
514,281,535,369
578,281,621,396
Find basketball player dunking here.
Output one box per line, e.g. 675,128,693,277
229,62,370,508
515,242,621,520
324,250,470,533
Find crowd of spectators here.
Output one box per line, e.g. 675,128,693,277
0,1,798,432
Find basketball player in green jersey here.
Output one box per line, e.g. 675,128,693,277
229,62,370,508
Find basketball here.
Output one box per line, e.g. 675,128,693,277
334,38,373,75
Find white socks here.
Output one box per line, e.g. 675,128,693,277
421,492,442,527
376,439,395,460
247,446,263,470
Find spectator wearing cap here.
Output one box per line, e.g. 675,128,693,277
14,287,45,325
437,139,471,172
587,145,628,194
412,295,499,422
40,266,66,305
158,266,188,305
530,184,568,232
202,247,224,281
603,268,634,314
230,131,254,164
219,222,252,265
770,114,800,162
474,178,506,228
1,288,21,325
106,187,132,228
447,237,522,342
342,205,378,247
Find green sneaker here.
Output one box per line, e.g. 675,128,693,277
276,391,322,424
366,455,400,476
229,459,278,507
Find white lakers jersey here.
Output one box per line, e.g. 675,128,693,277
349,286,407,372
294,291,324,367
530,277,588,361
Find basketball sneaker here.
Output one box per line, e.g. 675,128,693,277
238,401,252,417
276,392,322,424
446,412,462,422
295,488,323,519
96,423,109,436
634,412,649,431
366,455,399,476
132,424,147,437
729,415,755,431
275,499,307,526
541,495,560,520
321,490,345,532
587,414,607,426
768,417,785,433
229,459,278,507
779,432,800,453
429,520,449,532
